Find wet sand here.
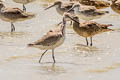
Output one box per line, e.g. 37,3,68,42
0,0,120,80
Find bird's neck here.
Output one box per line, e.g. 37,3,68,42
56,4,61,9
73,21,80,28
61,24,66,36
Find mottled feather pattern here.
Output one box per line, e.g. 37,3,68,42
1,8,28,18
0,4,35,22
60,2,74,12
80,4,96,11
29,25,63,47
73,20,113,37
61,2,74,9
79,0,110,9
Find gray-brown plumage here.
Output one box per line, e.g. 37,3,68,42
28,17,67,63
44,1,74,15
65,13,113,46
70,0,110,9
68,3,109,21
0,2,35,32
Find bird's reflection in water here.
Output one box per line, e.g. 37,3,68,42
39,63,66,74
87,63,120,73
73,44,103,57
0,32,30,38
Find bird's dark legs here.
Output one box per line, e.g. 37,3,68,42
39,50,48,63
52,49,56,63
70,21,72,25
90,37,93,46
11,22,15,32
23,4,26,12
58,21,72,26
86,37,89,46
57,21,62,26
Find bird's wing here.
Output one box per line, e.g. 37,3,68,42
2,7,24,14
61,2,74,9
80,5,96,11
81,21,112,29
33,30,62,46
80,21,98,28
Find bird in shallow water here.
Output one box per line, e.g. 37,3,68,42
12,0,36,12
44,1,74,15
45,1,75,25
70,0,110,9
0,2,35,32
68,3,109,21
28,15,67,63
64,13,113,46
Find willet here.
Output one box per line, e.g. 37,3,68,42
44,1,74,15
45,1,75,25
28,15,67,63
65,13,113,46
0,2,35,32
70,0,110,9
68,3,109,21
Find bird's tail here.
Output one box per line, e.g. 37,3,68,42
98,11,109,15
24,12,36,19
108,29,114,31
111,28,120,31
107,24,113,26
28,43,34,47
107,24,114,31
103,11,109,14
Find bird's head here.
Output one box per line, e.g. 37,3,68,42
44,1,62,10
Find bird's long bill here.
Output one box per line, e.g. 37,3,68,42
67,16,80,24
67,6,74,12
44,4,55,10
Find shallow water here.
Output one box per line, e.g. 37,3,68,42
0,0,120,80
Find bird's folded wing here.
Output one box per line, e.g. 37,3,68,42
33,32,62,46
61,2,74,9
2,7,23,14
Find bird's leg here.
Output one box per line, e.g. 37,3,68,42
90,37,93,46
52,49,56,63
23,4,26,12
86,37,89,46
11,22,15,32
70,21,72,25
57,21,62,26
39,50,48,63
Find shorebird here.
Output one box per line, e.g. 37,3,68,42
64,13,113,46
68,3,109,21
70,0,110,9
44,1,74,15
28,16,67,63
12,0,36,11
45,1,75,25
0,2,35,32
110,0,120,14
